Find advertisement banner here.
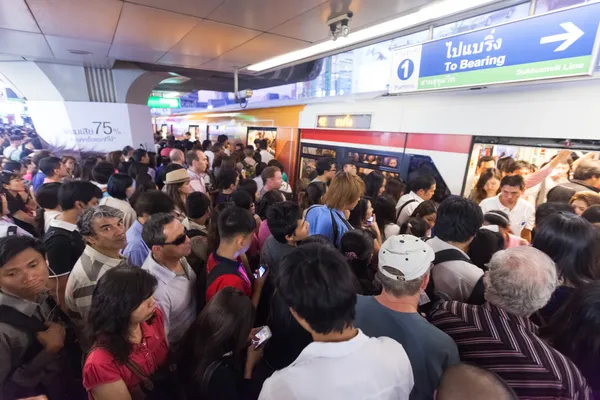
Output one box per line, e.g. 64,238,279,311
389,2,600,94
27,101,153,155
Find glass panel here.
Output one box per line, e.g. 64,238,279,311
358,167,400,179
303,146,337,157
348,151,398,166
406,154,451,202
433,3,530,39
300,157,317,180
535,0,588,14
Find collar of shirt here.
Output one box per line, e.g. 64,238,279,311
0,290,48,317
187,169,202,180
84,245,124,267
407,191,424,203
211,251,242,269
291,329,368,366
49,217,78,232
428,236,469,257
142,254,193,285
182,218,207,233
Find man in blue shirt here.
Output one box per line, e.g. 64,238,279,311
122,190,174,267
30,151,51,192
305,172,364,247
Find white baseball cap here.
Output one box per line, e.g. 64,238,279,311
378,234,434,281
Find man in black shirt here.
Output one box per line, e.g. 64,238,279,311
44,181,102,307
547,159,600,203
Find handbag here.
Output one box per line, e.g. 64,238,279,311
124,357,180,400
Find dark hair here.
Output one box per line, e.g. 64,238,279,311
185,192,210,220
218,206,256,241
238,178,258,201
178,287,254,396
399,217,430,238
257,140,268,150
348,197,370,229
408,174,436,193
268,159,284,173
217,134,228,144
3,160,22,174
541,281,600,372
32,150,51,167
435,196,484,243
230,189,253,211
483,210,510,229
134,190,174,217
92,161,115,184
255,162,267,177
107,151,123,170
255,190,284,220
128,173,157,210
316,158,334,176
34,182,61,236
142,213,176,247
340,229,374,287
122,145,134,156
207,202,233,253
0,236,46,267
277,243,357,334
132,149,147,163
88,266,157,363
473,168,502,204
467,228,505,271
201,139,211,152
500,175,524,191
535,202,573,227
58,181,103,211
373,195,397,233
267,201,302,244
477,156,495,168
299,234,331,246
218,169,238,190
582,205,600,224
299,181,327,210
497,157,516,174
532,212,598,287
411,200,437,219
573,160,600,181
364,171,385,202
384,178,405,203
38,157,62,177
106,173,133,200
127,162,149,180
79,157,98,181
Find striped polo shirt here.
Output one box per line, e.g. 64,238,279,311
430,301,591,399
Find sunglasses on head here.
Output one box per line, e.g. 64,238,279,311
160,228,188,246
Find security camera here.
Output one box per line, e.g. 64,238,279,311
327,12,353,40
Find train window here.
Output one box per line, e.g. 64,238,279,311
358,167,400,179
303,146,337,158
383,156,399,168
535,0,588,14
406,155,451,203
300,158,317,180
348,151,394,166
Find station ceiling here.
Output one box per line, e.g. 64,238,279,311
0,0,431,73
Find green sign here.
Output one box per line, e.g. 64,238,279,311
147,96,180,108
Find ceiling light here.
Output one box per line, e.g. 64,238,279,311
68,49,92,55
247,0,498,72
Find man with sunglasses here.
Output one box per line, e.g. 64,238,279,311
141,213,196,346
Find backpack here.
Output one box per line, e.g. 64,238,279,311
305,205,353,248
396,199,417,222
240,159,256,179
197,260,244,312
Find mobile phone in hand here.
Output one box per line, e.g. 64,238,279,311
252,326,272,349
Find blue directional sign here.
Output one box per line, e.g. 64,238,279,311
390,2,600,93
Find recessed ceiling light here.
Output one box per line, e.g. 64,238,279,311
68,49,92,55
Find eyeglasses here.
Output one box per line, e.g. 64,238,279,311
160,228,188,246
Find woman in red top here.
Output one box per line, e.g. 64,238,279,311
83,266,169,400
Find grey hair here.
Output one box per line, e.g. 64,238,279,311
142,212,176,247
484,246,558,317
169,149,184,163
376,266,426,297
573,159,600,181
77,205,124,237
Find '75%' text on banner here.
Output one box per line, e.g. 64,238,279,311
389,2,600,94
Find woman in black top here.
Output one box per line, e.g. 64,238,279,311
1,171,36,236
178,287,263,400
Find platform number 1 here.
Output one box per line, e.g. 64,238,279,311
397,59,415,81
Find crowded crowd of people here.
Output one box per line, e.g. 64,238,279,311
1,125,600,400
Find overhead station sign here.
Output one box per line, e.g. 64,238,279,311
389,3,600,94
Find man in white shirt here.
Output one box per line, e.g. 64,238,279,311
2,135,21,159
396,175,436,225
185,149,208,193
480,175,535,241
259,243,413,400
258,139,274,164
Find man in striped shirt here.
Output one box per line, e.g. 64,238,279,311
65,206,127,348
430,246,591,399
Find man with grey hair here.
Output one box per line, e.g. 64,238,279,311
355,235,459,400
430,246,591,399
169,148,184,166
547,158,600,202
65,205,128,346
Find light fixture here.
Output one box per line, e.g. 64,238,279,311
247,0,498,72
68,49,92,55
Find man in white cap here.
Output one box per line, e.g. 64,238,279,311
354,234,459,400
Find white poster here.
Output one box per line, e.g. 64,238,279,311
28,101,153,155
389,45,423,94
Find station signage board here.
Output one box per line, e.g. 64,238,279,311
317,114,372,129
389,2,600,94
147,96,181,108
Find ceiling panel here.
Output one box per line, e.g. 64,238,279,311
157,53,213,68
108,44,165,63
0,0,40,33
24,55,114,68
46,36,111,60
0,29,53,58
127,0,225,18
217,33,308,66
113,3,200,51
27,0,122,43
199,58,243,72
0,54,26,61
270,0,431,43
168,20,261,58
207,0,327,31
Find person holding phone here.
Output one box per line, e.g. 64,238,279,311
178,287,265,400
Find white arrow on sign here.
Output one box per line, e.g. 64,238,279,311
540,22,584,52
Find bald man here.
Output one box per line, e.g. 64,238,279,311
436,364,517,400
169,149,184,166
